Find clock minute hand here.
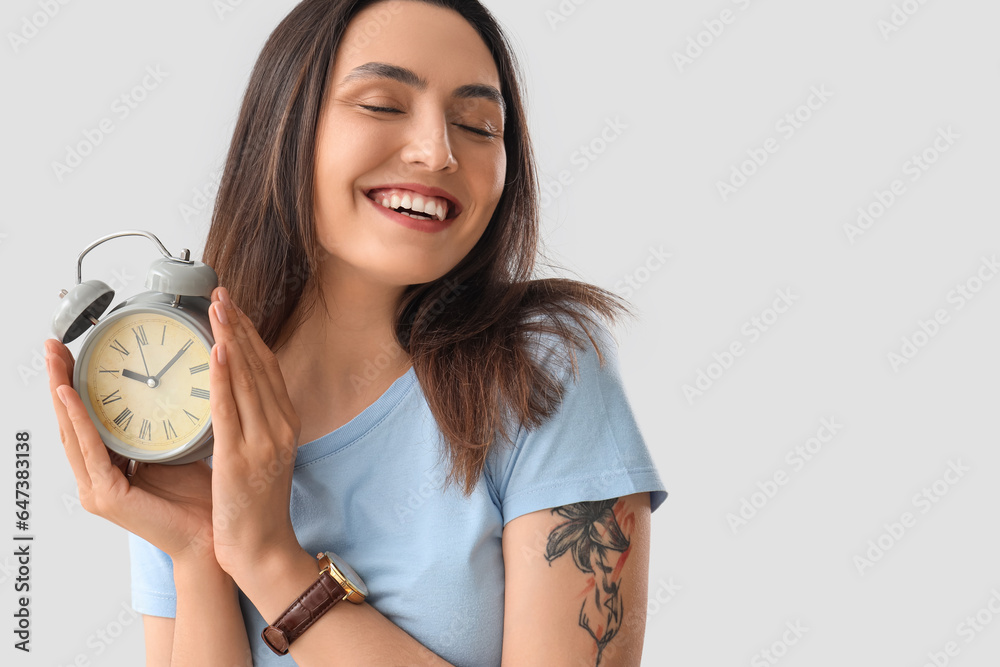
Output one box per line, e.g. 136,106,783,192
135,330,151,377
151,339,194,383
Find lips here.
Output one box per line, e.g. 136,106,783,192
363,183,463,220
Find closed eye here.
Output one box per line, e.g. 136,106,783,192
358,104,498,138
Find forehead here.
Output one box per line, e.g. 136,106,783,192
333,1,500,90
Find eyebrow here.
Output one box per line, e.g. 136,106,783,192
339,61,506,118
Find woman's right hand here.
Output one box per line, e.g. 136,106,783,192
44,339,216,564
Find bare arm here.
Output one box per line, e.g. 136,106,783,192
171,553,253,666
500,492,652,666
141,552,253,667
143,616,173,667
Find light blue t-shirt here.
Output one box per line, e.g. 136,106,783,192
128,318,668,666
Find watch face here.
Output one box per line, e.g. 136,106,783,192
327,551,368,597
85,309,212,453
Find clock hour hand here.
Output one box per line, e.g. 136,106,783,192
151,339,193,383
122,368,151,383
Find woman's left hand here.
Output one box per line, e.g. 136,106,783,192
206,286,303,579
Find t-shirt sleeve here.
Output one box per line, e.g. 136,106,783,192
487,318,668,527
128,532,178,618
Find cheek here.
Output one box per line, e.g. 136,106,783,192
479,150,507,214
313,135,375,223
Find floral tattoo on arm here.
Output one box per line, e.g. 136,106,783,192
544,497,634,666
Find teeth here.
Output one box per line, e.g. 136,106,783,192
369,188,450,222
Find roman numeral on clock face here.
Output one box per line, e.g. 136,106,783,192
113,407,133,431
183,409,200,425
99,366,121,379
109,339,130,359
100,389,122,405
163,420,178,439
133,325,148,345
138,419,152,441
189,363,209,374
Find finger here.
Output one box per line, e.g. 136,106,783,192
210,294,280,434
45,338,75,380
55,383,127,494
208,340,244,455
230,300,298,423
45,349,91,492
46,341,133,481
215,289,281,412
209,299,269,437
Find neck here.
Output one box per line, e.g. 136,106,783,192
274,259,413,405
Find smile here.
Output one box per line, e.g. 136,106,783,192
364,184,462,223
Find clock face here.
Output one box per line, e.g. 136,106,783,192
85,310,212,453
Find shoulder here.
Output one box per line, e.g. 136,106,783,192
486,305,666,526
520,303,622,386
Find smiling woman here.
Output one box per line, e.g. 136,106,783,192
44,1,667,666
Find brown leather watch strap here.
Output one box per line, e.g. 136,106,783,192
261,568,348,655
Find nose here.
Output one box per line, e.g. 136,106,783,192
400,111,458,172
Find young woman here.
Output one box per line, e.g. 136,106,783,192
44,0,668,664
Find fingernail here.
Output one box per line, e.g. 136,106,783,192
215,301,229,325
57,386,69,406
219,287,233,311
217,342,227,366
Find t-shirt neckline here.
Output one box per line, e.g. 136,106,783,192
293,365,417,466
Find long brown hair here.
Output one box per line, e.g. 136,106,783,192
203,0,636,496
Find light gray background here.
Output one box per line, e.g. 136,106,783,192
3,0,999,665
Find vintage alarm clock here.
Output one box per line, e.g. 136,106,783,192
51,230,218,465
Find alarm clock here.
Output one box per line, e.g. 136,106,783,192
51,230,218,465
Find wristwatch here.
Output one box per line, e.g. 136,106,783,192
261,551,369,655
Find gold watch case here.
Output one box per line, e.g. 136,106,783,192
317,551,368,603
